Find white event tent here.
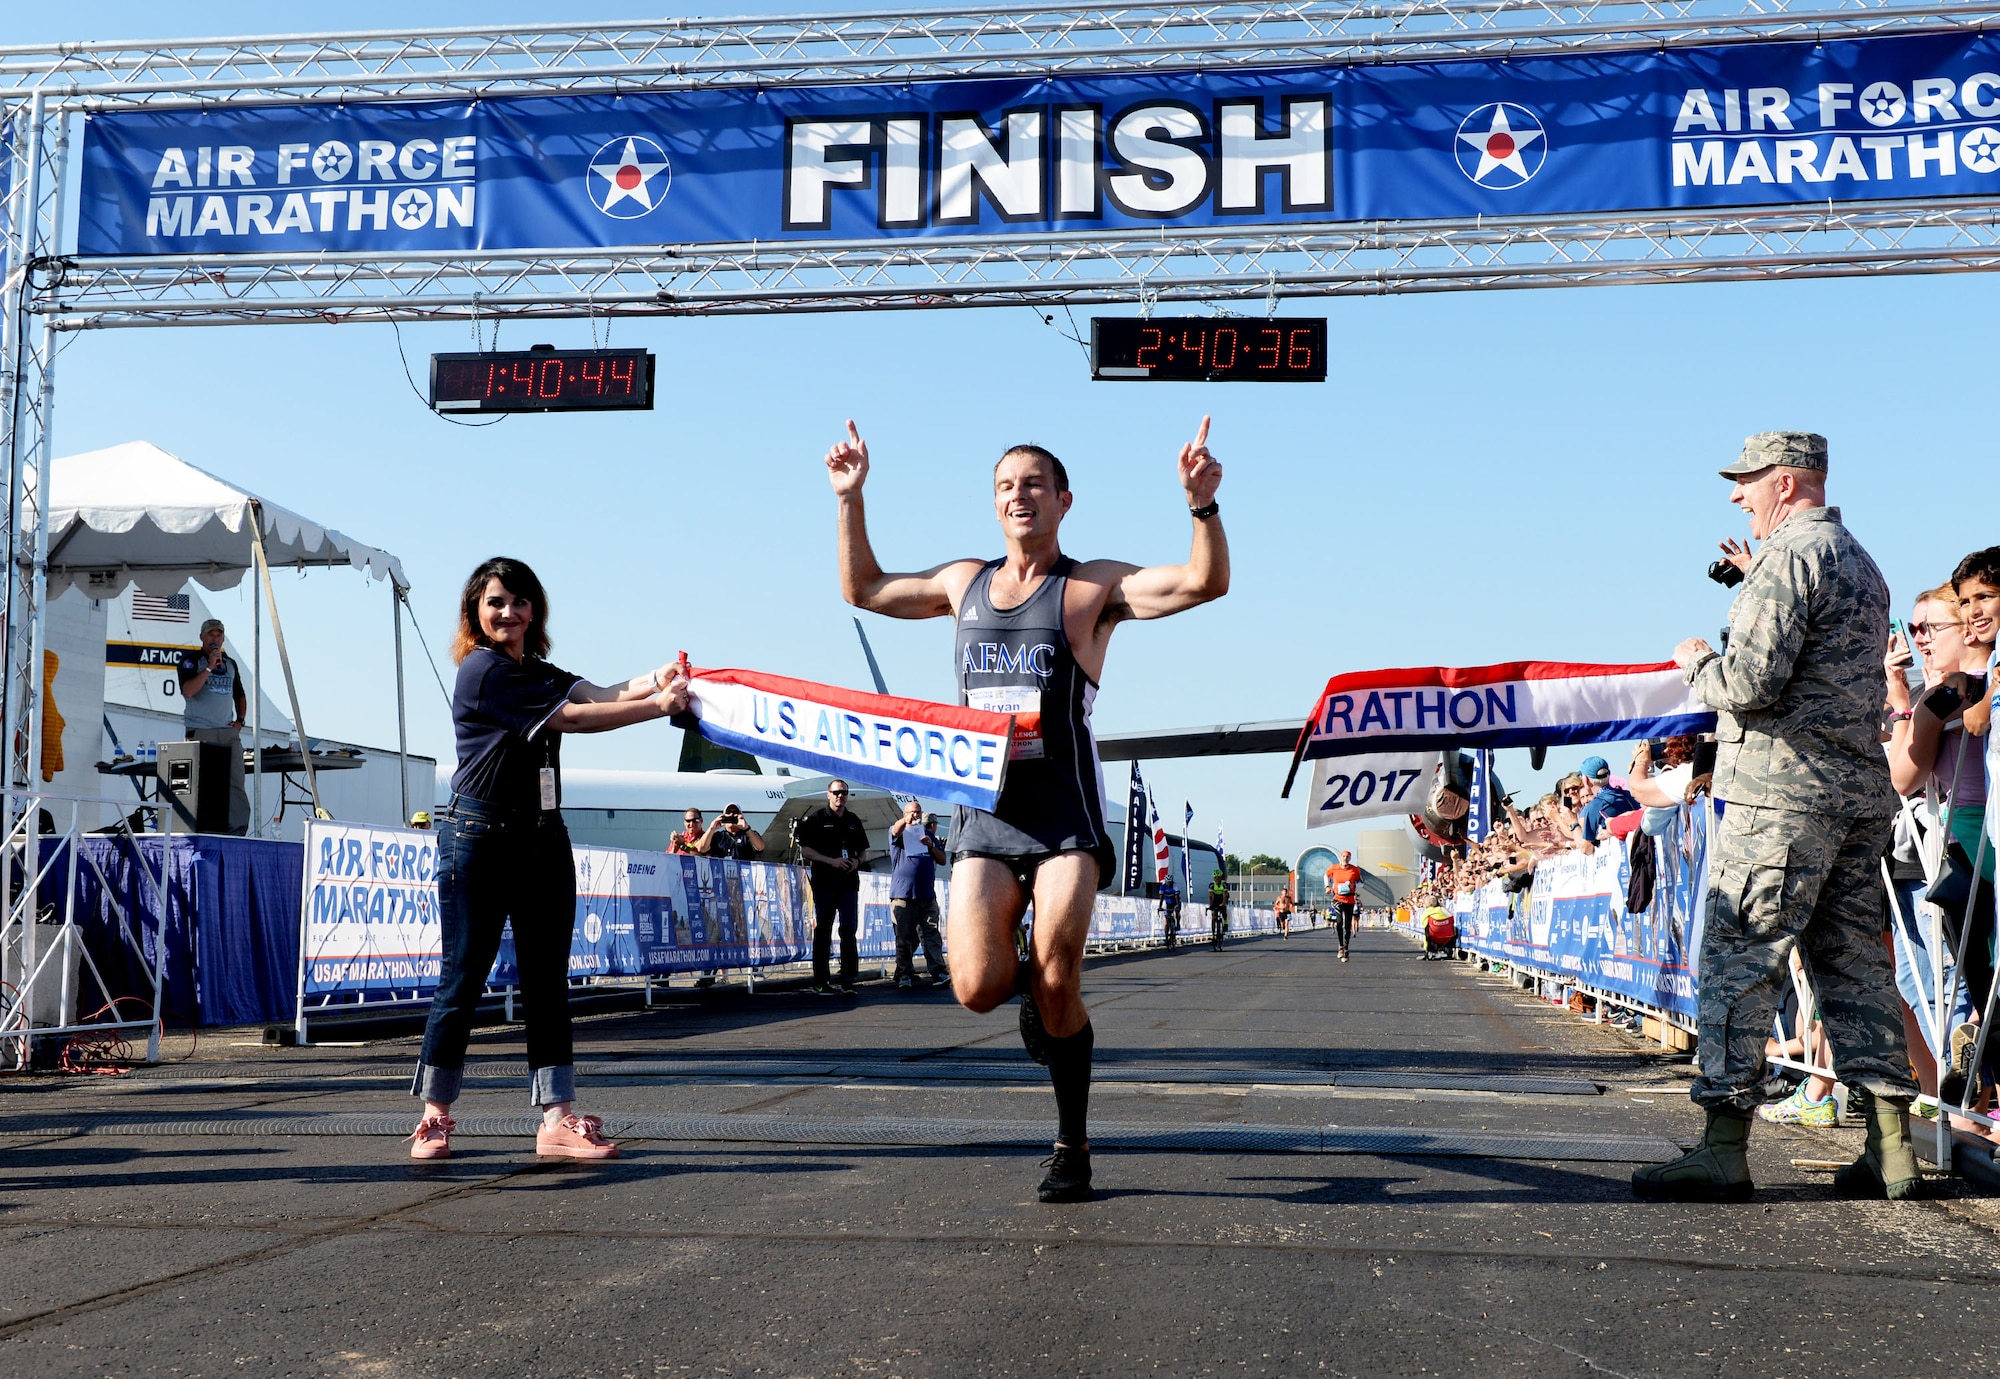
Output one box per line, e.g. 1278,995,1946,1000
45,441,412,827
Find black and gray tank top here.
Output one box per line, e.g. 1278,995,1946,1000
949,556,1113,875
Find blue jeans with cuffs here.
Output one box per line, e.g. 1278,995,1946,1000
411,798,578,1109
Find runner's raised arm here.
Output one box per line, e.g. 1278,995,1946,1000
827,419,978,619
1096,415,1229,624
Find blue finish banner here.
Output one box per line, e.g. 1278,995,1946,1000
77,30,2000,256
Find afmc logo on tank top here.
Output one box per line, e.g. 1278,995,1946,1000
962,640,1057,761
961,641,1058,679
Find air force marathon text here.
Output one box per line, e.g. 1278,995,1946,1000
76,31,2000,255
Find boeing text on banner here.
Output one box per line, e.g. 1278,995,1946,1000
75,32,2000,256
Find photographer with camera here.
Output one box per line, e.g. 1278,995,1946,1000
1635,431,1917,1204
175,617,250,834
712,803,765,860
671,804,764,860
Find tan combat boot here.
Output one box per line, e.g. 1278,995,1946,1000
1632,1108,1754,1202
1832,1094,1920,1200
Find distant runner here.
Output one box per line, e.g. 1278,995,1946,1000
827,416,1227,1204
1326,851,1362,963
1274,885,1293,939
1208,870,1230,950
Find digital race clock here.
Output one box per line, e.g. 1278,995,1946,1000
429,347,656,413
1090,317,1327,382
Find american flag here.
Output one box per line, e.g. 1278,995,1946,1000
1149,791,1169,884
132,592,190,623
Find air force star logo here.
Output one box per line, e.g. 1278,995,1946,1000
1454,103,1548,189
588,136,672,218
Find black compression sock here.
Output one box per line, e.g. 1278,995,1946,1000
1045,1019,1095,1148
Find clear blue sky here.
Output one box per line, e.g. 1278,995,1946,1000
27,3,1997,866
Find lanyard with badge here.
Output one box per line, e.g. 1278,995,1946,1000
539,732,558,812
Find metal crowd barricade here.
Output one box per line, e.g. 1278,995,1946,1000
0,786,167,1065
1448,794,1712,1051
1931,783,1998,1172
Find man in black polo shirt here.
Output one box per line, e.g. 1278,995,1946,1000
796,778,871,994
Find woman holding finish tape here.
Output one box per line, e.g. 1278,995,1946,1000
408,556,687,1162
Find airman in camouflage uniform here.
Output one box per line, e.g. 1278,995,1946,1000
1633,431,1919,1203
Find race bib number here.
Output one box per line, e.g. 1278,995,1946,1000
1305,750,1439,828
965,687,1042,759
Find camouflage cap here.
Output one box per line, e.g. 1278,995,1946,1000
1719,430,1828,478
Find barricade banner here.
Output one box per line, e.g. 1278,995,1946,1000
682,665,1015,811
299,821,442,994
298,818,1272,1013
1293,660,1715,767
1453,803,1711,1019
80,33,2000,256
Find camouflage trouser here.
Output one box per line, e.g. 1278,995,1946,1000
1692,804,1914,1114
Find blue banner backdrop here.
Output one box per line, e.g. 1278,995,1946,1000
1452,801,1712,1021
299,822,1278,1013
77,31,2000,256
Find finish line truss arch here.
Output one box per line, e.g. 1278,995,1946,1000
10,2,2000,328
43,201,2000,326
3,0,2000,1051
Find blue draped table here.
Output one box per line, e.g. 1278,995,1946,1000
41,835,302,1028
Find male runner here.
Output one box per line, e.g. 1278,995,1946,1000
1207,870,1230,950
826,416,1226,1203
1273,885,1293,939
1326,851,1361,962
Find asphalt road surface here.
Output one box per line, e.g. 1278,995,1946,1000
3,923,1996,1377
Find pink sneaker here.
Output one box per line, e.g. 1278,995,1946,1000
536,1112,619,1160
407,1113,455,1160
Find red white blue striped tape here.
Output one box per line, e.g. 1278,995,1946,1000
683,664,1016,811
1293,659,1716,766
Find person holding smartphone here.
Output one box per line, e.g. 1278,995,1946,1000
407,557,687,1162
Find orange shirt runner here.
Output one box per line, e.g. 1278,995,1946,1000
1325,864,1361,904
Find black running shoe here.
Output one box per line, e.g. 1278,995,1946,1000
1019,989,1053,1066
1037,1145,1094,1203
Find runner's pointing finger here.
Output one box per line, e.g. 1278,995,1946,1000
1193,415,1210,450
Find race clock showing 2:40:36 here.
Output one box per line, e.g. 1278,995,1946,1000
1090,317,1327,382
